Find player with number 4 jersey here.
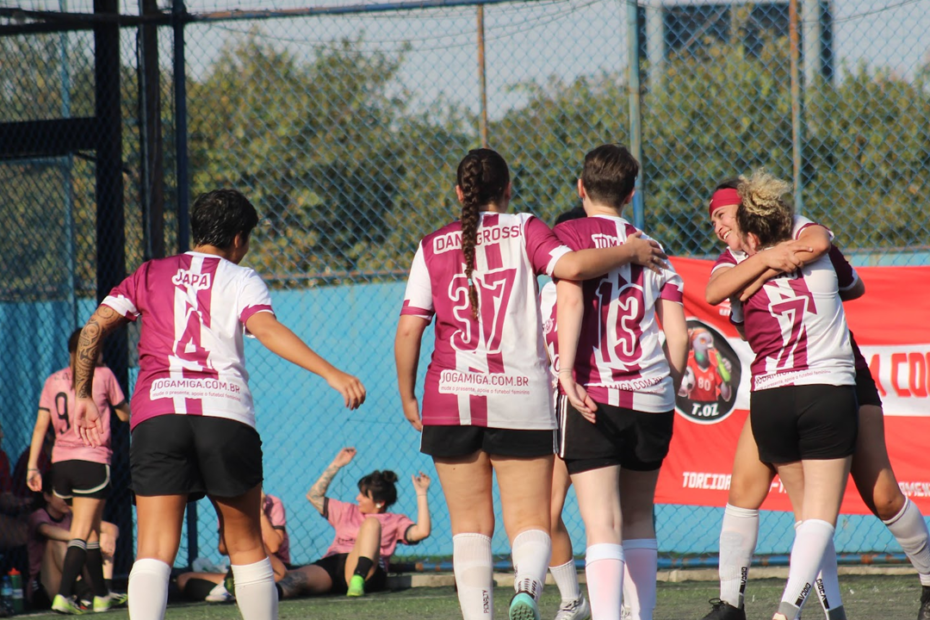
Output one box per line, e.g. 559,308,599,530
71,189,365,620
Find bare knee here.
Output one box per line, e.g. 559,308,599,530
361,517,382,533
728,469,773,509
873,487,906,521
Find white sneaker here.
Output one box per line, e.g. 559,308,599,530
554,595,591,620
204,583,233,603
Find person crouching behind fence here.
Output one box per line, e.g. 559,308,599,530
269,447,430,599
70,188,366,620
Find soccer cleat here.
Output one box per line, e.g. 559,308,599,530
509,591,541,620
52,594,87,615
699,598,746,620
346,574,366,597
93,591,129,612
223,568,236,598
554,595,591,620
918,585,930,620
205,583,234,603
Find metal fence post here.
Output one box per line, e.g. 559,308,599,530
627,0,645,230
789,0,804,214
477,4,488,148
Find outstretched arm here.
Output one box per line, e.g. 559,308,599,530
306,447,356,515
74,306,129,446
246,312,365,410
405,472,432,543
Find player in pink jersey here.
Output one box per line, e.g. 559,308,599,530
24,328,129,614
70,189,366,620
395,148,668,620
700,179,930,620
554,145,688,620
271,447,431,599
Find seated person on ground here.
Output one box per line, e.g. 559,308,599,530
27,472,120,610
177,489,290,602
274,447,431,599
0,421,32,549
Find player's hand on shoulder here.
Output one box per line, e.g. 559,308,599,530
327,370,366,410
333,447,356,467
624,231,668,274
401,397,422,431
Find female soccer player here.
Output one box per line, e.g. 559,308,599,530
272,446,430,599
555,144,689,620
701,180,930,620
719,170,858,620
25,328,129,613
395,148,667,620
71,189,366,620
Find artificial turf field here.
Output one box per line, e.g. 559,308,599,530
21,574,926,619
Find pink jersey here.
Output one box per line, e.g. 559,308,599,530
28,508,73,586
103,252,274,430
732,253,855,391
39,366,124,464
553,216,684,412
400,212,571,429
322,499,415,570
263,494,290,564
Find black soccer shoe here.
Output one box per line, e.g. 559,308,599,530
700,599,746,620
918,585,930,620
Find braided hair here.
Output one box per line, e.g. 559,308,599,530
456,149,510,319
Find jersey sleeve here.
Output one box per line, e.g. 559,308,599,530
324,498,350,526
102,368,126,406
729,299,745,326
237,270,275,325
395,514,416,545
711,249,738,274
28,509,51,537
102,268,142,321
524,216,571,277
400,243,434,321
793,216,834,242
38,376,54,412
827,246,859,292
657,260,684,303
266,496,287,529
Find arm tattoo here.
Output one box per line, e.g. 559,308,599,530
306,463,341,514
75,306,124,399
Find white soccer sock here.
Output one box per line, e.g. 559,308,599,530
549,559,582,603
512,529,551,601
814,537,846,619
779,520,835,620
128,558,171,620
585,543,624,620
232,557,278,620
621,539,658,620
718,504,758,608
453,533,494,620
883,498,930,587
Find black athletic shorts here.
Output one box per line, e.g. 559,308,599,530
52,460,110,501
130,415,263,500
855,368,882,408
750,384,858,464
557,395,674,474
311,553,387,594
419,425,556,459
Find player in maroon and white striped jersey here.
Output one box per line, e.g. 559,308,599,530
71,189,365,620
554,145,689,620
395,148,668,620
700,178,930,620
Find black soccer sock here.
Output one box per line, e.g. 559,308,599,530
353,557,374,579
58,539,88,598
85,543,110,597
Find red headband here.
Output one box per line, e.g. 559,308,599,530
708,188,741,219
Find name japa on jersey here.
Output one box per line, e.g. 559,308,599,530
400,212,572,430
552,215,684,412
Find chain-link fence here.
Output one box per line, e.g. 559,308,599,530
2,0,929,577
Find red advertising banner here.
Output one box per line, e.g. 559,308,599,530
656,258,930,515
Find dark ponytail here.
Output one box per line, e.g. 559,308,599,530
358,470,399,509
456,148,510,319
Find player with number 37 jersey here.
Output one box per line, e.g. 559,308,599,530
401,211,570,430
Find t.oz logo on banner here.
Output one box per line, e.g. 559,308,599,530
674,319,741,424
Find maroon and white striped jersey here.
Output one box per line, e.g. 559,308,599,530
732,254,855,391
553,216,684,412
103,251,274,430
400,212,571,429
